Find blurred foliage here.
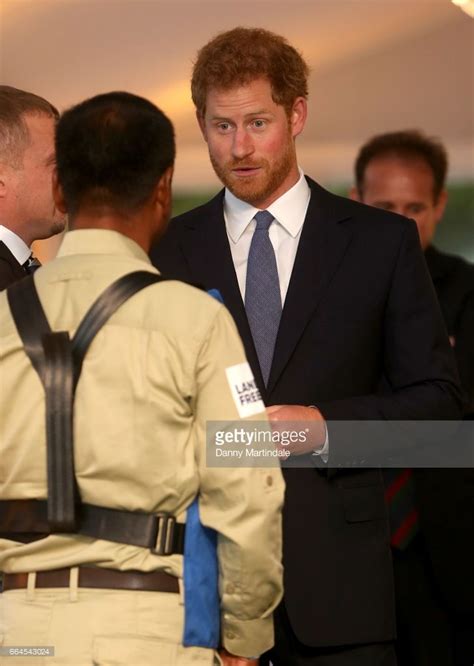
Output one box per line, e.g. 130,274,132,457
435,183,474,262
172,191,219,217
173,182,473,263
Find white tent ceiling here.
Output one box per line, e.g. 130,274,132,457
1,0,473,189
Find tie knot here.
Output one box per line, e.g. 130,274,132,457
254,210,274,231
23,253,41,274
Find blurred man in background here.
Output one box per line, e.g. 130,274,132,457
352,130,473,413
0,85,66,289
352,129,474,666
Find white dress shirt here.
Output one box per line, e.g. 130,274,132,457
223,170,328,457
0,225,30,265
224,169,310,305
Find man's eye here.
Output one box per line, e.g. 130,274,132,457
252,119,266,129
409,205,425,214
217,122,231,132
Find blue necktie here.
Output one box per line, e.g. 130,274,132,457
245,210,282,385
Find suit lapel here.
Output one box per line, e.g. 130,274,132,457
267,179,353,393
180,192,265,390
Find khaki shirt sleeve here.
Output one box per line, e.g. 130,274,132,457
192,305,284,659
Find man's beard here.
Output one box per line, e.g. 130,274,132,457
209,139,296,207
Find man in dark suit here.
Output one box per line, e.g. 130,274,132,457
351,129,474,665
0,86,66,289
151,28,463,666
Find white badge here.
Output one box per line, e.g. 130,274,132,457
225,362,265,418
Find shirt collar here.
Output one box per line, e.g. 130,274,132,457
0,225,31,264
57,228,151,264
224,168,311,243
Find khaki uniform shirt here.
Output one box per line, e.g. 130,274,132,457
0,229,284,657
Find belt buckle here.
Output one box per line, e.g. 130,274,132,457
151,513,176,556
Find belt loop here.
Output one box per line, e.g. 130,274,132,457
26,572,36,600
69,567,79,602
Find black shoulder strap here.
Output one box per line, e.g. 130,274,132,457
7,276,51,383
42,330,75,530
7,270,166,531
71,271,165,387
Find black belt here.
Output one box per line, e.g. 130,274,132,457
2,566,179,593
0,500,185,555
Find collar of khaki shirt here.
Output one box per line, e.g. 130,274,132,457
57,228,152,264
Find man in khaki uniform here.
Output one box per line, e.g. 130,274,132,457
0,92,284,665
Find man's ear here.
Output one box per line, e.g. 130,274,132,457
290,97,307,139
0,163,11,199
155,165,174,211
196,110,208,142
52,169,67,213
349,185,361,202
158,164,174,194
434,188,448,223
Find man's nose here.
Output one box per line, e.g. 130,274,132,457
231,128,254,160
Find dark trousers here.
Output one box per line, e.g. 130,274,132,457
392,534,473,666
261,602,396,666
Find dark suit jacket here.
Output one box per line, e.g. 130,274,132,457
150,177,462,647
415,246,474,615
425,245,474,414
0,241,26,290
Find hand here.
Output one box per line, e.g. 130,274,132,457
266,404,326,455
219,649,258,665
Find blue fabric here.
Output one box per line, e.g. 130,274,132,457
207,288,224,304
182,497,220,648
245,211,282,385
